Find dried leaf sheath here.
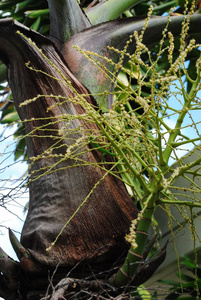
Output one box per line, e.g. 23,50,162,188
0,19,137,270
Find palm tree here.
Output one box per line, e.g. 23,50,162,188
0,0,201,299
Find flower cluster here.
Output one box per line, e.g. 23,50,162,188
125,209,145,249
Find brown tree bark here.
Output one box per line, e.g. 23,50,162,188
0,18,137,299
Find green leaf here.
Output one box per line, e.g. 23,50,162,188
25,9,49,19
0,102,14,117
152,0,177,14
86,0,143,25
173,297,196,300
1,111,19,124
159,279,181,287
0,0,19,10
13,123,24,138
181,256,197,268
137,285,151,299
0,62,7,82
30,16,41,31
14,138,26,161
90,137,115,156
178,273,195,283
14,0,33,13
39,24,50,35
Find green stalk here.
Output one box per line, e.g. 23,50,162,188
95,119,151,194
111,159,166,287
175,157,201,177
86,0,143,25
153,0,177,13
103,121,154,176
112,193,156,287
159,199,201,208
25,9,49,18
172,137,201,147
162,65,201,167
15,0,33,13
116,161,143,200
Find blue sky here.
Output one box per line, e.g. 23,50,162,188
0,124,28,259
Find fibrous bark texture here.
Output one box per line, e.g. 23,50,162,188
0,19,137,277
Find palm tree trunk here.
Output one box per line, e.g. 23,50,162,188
0,18,137,291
